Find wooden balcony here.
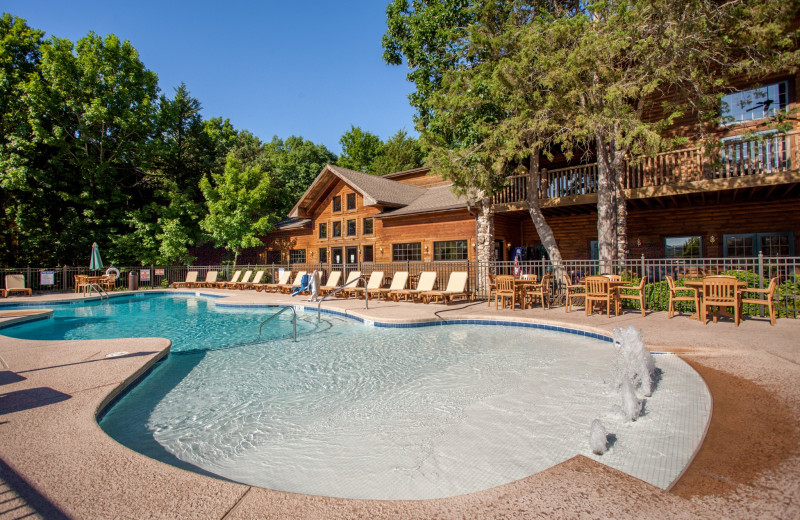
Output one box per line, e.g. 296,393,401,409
492,130,800,211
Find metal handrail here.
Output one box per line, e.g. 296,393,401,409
86,283,108,300
259,306,297,341
317,276,367,321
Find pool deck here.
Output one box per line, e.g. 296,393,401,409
0,289,798,519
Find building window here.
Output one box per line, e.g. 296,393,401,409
332,195,341,212
665,236,702,258
721,81,788,125
289,249,306,264
392,242,421,262
332,221,342,238
319,248,328,263
346,192,356,210
346,219,357,237
318,222,327,239
434,240,468,261
363,217,373,235
363,245,374,262
724,232,794,257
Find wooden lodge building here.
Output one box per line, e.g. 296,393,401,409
199,73,800,270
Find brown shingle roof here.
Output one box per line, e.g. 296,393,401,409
377,184,468,218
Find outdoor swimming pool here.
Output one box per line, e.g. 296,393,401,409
0,293,711,499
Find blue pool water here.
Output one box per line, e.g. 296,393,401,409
0,293,710,499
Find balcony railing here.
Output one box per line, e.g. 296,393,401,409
492,130,800,206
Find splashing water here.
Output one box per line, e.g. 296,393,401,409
590,419,609,455
613,325,656,421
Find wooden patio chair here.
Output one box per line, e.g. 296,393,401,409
211,270,241,289
333,271,362,298
100,274,116,292
371,271,407,301
316,271,343,296
172,271,199,288
494,275,517,310
562,273,585,313
666,275,699,319
237,270,265,290
523,274,552,310
701,276,740,326
421,271,472,305
279,271,307,294
391,271,436,302
739,277,778,326
487,273,498,307
585,276,618,317
258,270,291,292
618,277,647,317
346,271,384,299
221,270,252,289
3,274,32,297
74,274,89,294
189,271,218,288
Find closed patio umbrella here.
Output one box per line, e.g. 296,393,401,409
90,242,104,271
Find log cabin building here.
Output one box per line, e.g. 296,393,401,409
197,72,800,269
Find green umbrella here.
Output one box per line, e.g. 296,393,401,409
90,242,104,271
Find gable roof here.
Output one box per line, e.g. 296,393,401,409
377,184,468,218
288,164,426,218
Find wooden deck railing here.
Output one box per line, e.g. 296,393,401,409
492,130,800,206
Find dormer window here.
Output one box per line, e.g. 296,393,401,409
721,81,788,125
332,196,341,212
346,193,356,210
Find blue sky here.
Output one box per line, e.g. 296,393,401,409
4,1,417,155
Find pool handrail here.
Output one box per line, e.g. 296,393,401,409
86,283,108,300
317,276,367,321
259,306,297,342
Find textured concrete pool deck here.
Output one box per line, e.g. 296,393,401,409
0,289,798,519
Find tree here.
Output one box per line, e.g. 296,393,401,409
337,125,383,173
199,155,280,266
370,129,425,175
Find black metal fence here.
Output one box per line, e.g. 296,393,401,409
2,254,798,317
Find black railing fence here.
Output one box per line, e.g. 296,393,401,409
2,254,798,317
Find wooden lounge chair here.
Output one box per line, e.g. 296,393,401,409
257,270,291,292
331,271,362,297
666,275,699,319
317,271,343,296
3,274,32,297
422,271,471,305
391,271,436,302
346,271,384,299
221,270,252,289
585,276,619,317
279,271,307,294
189,271,218,288
236,270,265,290
372,272,408,301
563,273,585,313
739,277,778,326
494,275,516,310
212,270,242,289
702,276,740,326
618,277,647,317
172,271,199,288
523,274,552,310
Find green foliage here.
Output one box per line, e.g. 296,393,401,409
370,129,425,175
337,126,383,173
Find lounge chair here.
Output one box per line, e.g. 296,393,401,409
391,272,436,302
346,271,384,299
211,270,241,289
189,271,218,288
172,271,199,288
332,271,362,298
220,270,252,289
317,271,342,296
2,274,32,297
372,271,408,301
257,270,291,292
236,270,265,290
422,271,471,305
279,271,307,294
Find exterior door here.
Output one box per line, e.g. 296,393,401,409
331,247,343,267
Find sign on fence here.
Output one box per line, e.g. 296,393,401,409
40,271,54,285
154,269,165,276
140,269,151,282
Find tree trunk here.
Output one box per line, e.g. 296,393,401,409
475,194,494,296
595,134,616,273
615,164,628,260
526,153,564,282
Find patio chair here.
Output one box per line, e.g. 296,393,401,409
563,273,585,313
211,270,242,289
585,276,619,317
372,271,408,301
346,271,385,299
317,271,343,296
666,275,699,319
237,270,265,290
487,273,498,307
100,274,116,292
279,271,307,294
74,275,89,294
739,277,778,326
422,271,471,305
391,272,436,302
190,271,218,288
221,270,252,289
701,276,740,326
329,271,362,298
172,271,199,288
494,275,516,310
257,270,291,292
618,277,647,317
523,274,552,310
3,274,32,297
